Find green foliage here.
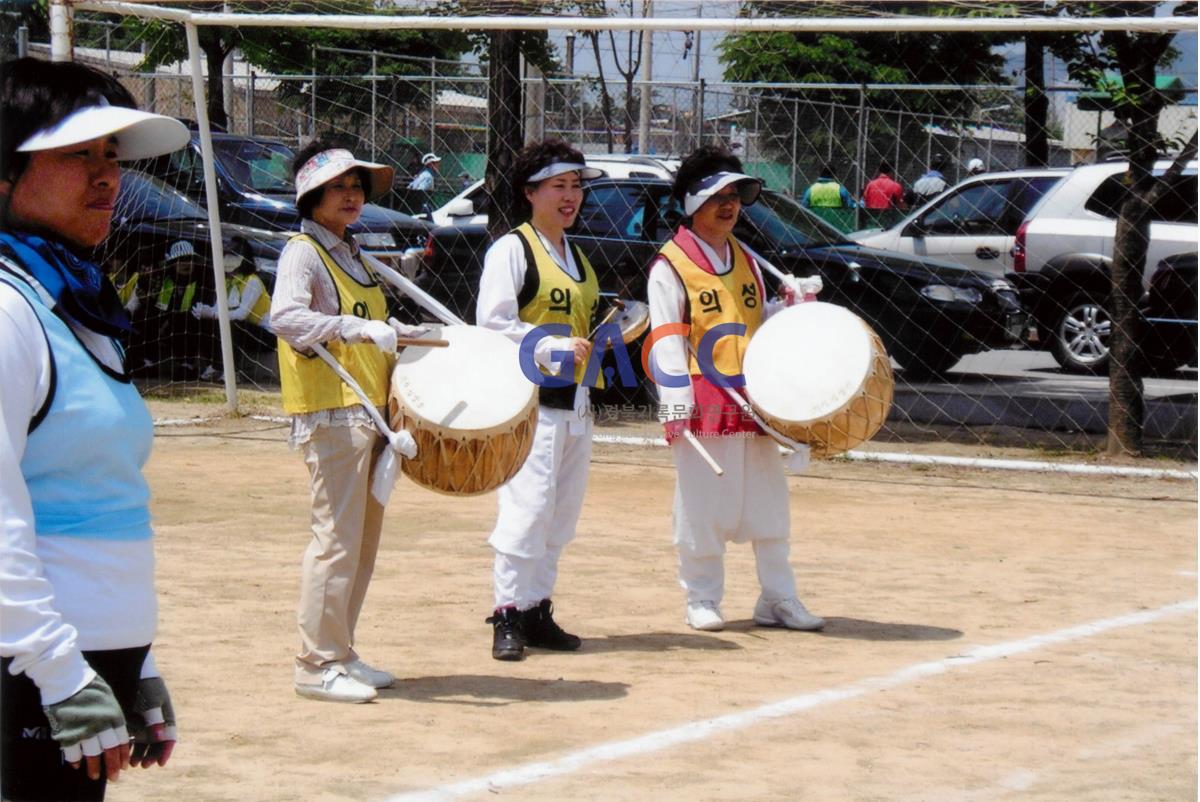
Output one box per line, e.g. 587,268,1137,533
718,1,1011,113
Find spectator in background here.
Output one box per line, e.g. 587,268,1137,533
151,240,202,379
861,162,906,212
458,171,473,191
910,154,948,206
966,158,986,176
191,236,273,382
800,165,856,209
408,152,440,191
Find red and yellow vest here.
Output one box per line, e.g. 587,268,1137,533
277,234,390,414
655,227,764,437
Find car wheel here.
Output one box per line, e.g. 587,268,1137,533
1051,293,1110,374
889,339,962,379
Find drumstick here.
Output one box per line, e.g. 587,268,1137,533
587,300,625,342
682,429,724,476
372,264,467,326
397,337,449,348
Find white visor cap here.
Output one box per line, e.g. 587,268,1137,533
683,171,763,216
295,148,395,203
526,161,606,183
18,99,190,160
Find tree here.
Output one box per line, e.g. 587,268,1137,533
1049,0,1197,456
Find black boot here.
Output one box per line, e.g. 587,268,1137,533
485,607,525,661
521,599,582,651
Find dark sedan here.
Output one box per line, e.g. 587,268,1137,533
419,177,1025,380
138,132,430,266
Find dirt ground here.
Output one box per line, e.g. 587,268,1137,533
100,398,1196,802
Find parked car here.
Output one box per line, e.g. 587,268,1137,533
418,177,1026,383
851,169,1068,275
422,155,679,227
103,170,289,284
1139,252,1197,374
1008,159,1197,373
139,132,430,272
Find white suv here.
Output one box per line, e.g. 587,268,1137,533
425,155,677,227
1009,159,1197,373
852,169,1068,275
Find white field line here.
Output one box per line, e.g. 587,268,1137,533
153,419,1197,481
592,433,1199,481
383,600,1197,802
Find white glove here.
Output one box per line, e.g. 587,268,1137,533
391,428,418,459
387,318,431,340
361,320,398,354
780,275,823,306
125,294,140,315
190,303,213,320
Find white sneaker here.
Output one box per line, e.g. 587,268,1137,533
753,597,825,631
685,600,725,632
294,666,377,703
343,659,395,689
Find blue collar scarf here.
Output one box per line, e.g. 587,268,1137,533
0,230,132,336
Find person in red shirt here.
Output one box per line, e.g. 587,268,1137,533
861,162,906,211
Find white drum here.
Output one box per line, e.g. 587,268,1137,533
388,325,537,495
742,302,893,458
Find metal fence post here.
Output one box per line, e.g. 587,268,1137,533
430,56,437,153
791,98,799,195
17,25,28,58
697,77,706,145
856,84,866,230
310,45,317,137
371,51,378,161
247,71,255,136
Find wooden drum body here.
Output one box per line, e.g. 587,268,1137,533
388,325,537,495
743,302,893,458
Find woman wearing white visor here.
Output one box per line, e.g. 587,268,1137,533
646,146,825,634
0,58,189,801
476,140,604,661
271,139,427,703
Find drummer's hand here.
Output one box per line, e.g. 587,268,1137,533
362,320,398,354
387,317,430,340
781,275,823,306
568,337,592,364
392,429,418,459
663,418,691,444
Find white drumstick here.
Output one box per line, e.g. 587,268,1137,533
312,343,409,505
682,429,724,476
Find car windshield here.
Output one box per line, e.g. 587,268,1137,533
741,191,850,248
116,171,207,221
213,139,295,194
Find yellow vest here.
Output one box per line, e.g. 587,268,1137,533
512,223,603,388
277,234,391,414
229,272,271,326
110,271,138,306
657,233,763,380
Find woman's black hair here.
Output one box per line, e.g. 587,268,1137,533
511,138,588,222
291,136,370,221
0,58,138,185
672,145,744,210
227,235,255,276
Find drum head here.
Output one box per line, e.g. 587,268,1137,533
744,302,874,425
391,325,535,430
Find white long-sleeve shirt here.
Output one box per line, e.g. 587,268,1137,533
0,282,157,706
476,230,584,374
646,235,785,423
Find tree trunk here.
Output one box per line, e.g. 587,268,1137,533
1023,33,1048,167
487,30,522,241
202,33,228,131
1105,54,1160,456
586,32,616,154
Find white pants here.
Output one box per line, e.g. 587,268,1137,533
490,406,592,609
670,435,797,605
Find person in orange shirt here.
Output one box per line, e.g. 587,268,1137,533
861,162,906,211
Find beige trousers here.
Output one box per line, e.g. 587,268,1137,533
295,423,385,670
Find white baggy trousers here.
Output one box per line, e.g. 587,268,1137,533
670,434,797,605
489,406,592,610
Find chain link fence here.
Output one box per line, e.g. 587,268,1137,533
13,9,1197,460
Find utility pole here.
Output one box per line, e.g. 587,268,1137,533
637,0,654,154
